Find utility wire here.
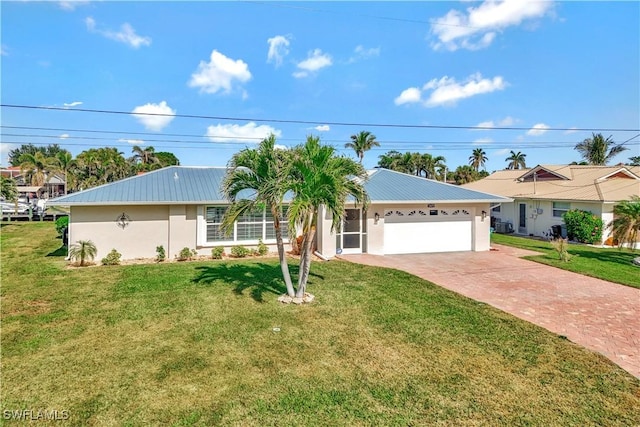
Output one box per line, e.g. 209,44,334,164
3,104,639,132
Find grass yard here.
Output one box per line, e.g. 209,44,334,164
2,223,639,426
491,233,640,289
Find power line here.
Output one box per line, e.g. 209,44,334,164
3,104,639,132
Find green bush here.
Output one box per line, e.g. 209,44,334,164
177,247,198,261
562,209,604,244
230,246,250,258
256,239,268,256
101,249,122,266
156,245,166,262
55,216,69,235
211,246,225,259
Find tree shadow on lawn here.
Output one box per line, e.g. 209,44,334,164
569,247,638,266
47,245,67,257
192,262,287,303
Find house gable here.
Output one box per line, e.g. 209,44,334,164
518,165,569,182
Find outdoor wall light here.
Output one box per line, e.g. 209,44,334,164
481,210,487,221
374,212,380,223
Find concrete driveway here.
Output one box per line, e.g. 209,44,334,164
340,244,640,378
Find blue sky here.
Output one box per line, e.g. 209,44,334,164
2,1,639,172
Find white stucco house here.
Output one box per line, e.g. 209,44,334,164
49,166,511,260
462,164,640,243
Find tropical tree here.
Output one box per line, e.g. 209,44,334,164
453,165,478,184
1,176,18,202
607,196,640,250
56,151,74,195
18,152,58,186
156,152,180,168
289,136,369,298
627,156,640,166
377,150,402,169
345,130,379,163
421,153,447,180
222,135,295,297
469,148,488,171
505,151,527,170
68,240,97,266
70,147,132,191
574,133,628,165
130,145,159,171
8,144,69,166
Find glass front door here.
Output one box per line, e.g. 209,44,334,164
340,208,362,254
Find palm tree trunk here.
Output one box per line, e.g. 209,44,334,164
273,210,295,297
296,212,316,298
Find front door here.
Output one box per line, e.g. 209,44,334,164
340,208,362,254
518,203,527,234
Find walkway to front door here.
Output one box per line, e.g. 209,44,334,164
340,245,640,379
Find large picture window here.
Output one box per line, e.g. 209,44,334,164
552,201,570,218
204,205,288,244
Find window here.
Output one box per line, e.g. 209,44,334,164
552,202,570,218
204,205,288,244
491,205,501,212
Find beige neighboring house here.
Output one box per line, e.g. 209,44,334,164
48,166,510,261
462,164,640,243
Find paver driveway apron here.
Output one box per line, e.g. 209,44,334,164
340,244,640,379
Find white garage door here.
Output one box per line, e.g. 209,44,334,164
383,208,472,254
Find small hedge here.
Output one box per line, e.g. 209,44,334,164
211,246,225,259
55,216,69,235
101,249,122,266
231,246,250,258
563,209,604,244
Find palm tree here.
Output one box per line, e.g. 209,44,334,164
422,153,446,180
505,151,527,170
18,152,57,186
345,131,380,163
222,134,295,297
377,150,402,169
1,176,18,202
469,148,488,172
56,151,74,195
575,133,628,165
68,240,97,266
607,196,640,250
289,136,368,298
131,145,159,170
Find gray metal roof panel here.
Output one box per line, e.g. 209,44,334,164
364,168,510,202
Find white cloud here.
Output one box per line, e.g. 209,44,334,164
473,137,493,145
527,123,550,136
206,122,282,143
0,143,17,165
564,127,578,134
395,73,507,108
59,134,70,139
85,16,152,49
293,49,332,78
1,45,8,56
118,138,145,145
189,50,252,95
274,144,288,150
315,125,330,132
474,116,515,130
493,148,511,156
63,101,83,108
267,35,291,67
131,101,176,132
394,87,422,106
430,0,554,51
349,45,380,63
59,1,90,11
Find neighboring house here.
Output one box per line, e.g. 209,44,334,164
49,166,510,260
462,164,640,243
0,166,65,199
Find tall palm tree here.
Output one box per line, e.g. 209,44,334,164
422,153,446,180
345,131,379,163
469,148,488,172
18,152,58,187
377,150,402,169
607,196,640,250
131,145,159,170
505,151,527,170
222,134,295,297
289,136,368,297
56,151,74,195
575,133,628,165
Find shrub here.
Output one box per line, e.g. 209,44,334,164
562,209,604,244
55,216,69,235
177,247,198,261
68,240,97,267
550,238,572,262
156,245,166,262
211,246,225,259
231,246,250,258
101,249,122,266
256,239,268,256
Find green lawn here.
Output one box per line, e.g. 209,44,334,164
2,223,639,426
491,233,640,289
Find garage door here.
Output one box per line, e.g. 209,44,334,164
383,208,472,254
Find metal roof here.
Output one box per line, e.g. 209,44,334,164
362,168,511,203
50,166,511,206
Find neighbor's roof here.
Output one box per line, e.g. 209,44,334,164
462,164,640,202
50,166,512,206
362,168,511,204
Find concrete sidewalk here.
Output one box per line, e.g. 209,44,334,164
340,244,640,378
